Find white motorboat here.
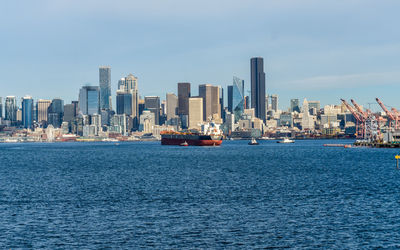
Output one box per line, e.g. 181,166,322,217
277,138,295,143
248,138,259,145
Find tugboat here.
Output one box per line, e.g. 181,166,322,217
180,141,189,147
248,138,259,145
277,138,295,143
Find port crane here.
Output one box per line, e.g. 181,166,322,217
351,99,382,138
351,99,368,120
341,99,365,138
375,98,398,130
391,108,400,128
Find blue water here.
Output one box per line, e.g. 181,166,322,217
1,139,400,248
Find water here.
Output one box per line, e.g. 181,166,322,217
1,139,400,248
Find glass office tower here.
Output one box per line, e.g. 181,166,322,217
79,86,100,115
22,96,33,129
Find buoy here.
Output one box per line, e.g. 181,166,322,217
395,155,400,169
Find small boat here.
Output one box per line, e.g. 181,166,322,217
180,141,189,146
277,138,295,143
248,138,259,145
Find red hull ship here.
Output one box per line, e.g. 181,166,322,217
161,132,223,146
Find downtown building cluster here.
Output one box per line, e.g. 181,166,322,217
0,57,360,142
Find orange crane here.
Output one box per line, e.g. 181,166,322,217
341,99,365,138
352,99,383,135
391,108,400,126
351,99,368,120
375,98,397,130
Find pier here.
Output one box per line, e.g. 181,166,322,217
353,141,400,148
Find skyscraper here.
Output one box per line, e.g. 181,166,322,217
124,74,138,91
79,86,100,115
228,77,245,122
219,86,224,120
5,96,17,122
250,57,266,121
48,98,64,128
290,99,300,113
118,78,126,90
308,101,321,114
22,96,33,129
178,82,190,115
117,74,139,129
37,99,52,124
199,84,212,121
166,93,178,122
116,90,132,115
0,97,3,119
199,84,221,121
244,96,250,109
188,97,203,129
99,66,111,110
144,96,160,125
211,86,221,120
271,94,278,112
178,82,190,129
227,86,233,112
63,102,78,124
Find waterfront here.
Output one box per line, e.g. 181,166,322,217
1,140,400,248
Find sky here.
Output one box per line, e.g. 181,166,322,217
1,0,400,111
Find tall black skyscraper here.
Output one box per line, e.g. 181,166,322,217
144,96,160,125
99,66,111,110
250,57,266,121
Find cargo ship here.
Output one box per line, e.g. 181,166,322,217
161,122,223,146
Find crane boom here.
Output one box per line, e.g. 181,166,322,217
351,99,368,119
376,98,396,121
391,107,400,117
341,99,363,122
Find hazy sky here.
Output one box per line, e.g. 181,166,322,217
1,0,400,110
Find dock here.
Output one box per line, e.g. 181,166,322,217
353,141,400,148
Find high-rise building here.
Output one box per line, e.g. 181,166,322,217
227,85,233,112
37,99,52,124
124,74,138,91
63,101,79,123
211,86,221,120
145,96,160,125
290,99,300,113
118,78,125,91
244,96,250,110
271,94,278,112
219,86,224,120
250,57,266,121
188,97,203,129
22,96,33,129
99,66,111,110
120,74,139,129
139,110,155,133
0,97,3,119
228,77,245,122
16,109,22,122
48,98,64,128
308,101,321,113
178,82,190,128
178,82,190,115
79,86,100,115
138,99,145,116
5,96,17,122
301,98,314,130
199,84,221,121
199,84,212,121
166,93,178,122
116,90,132,116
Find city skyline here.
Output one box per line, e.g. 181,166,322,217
1,0,400,110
